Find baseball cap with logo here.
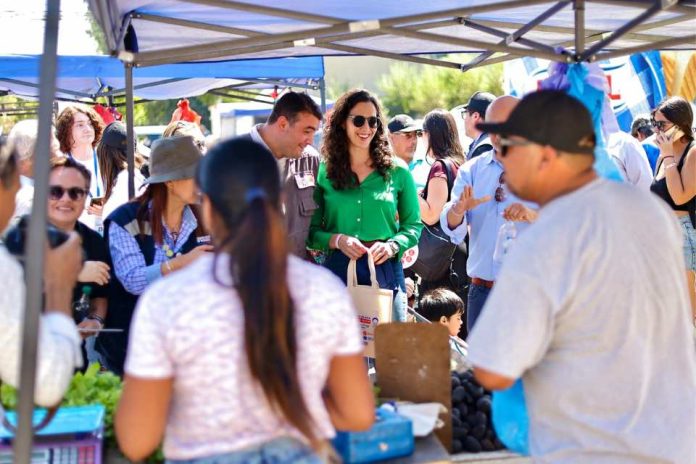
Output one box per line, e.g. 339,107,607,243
476,90,596,155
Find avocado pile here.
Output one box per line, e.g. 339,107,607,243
450,369,506,454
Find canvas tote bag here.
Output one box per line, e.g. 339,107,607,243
347,255,394,357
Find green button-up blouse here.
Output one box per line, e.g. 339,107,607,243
307,162,423,257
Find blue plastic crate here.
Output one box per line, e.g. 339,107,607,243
332,408,414,463
0,405,105,464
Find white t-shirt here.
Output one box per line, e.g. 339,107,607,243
468,179,696,464
102,169,145,220
125,254,364,460
72,152,105,232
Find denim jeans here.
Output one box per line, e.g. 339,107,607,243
324,251,407,322
679,215,696,271
166,437,322,464
467,283,492,332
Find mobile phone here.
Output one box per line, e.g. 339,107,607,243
90,196,104,207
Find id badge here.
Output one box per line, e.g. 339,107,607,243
294,171,315,189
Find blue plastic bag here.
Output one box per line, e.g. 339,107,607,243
491,379,529,455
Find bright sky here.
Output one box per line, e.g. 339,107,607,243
0,0,99,55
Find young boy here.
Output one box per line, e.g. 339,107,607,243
419,288,464,337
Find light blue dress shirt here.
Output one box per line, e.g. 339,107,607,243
439,150,536,281
409,154,432,192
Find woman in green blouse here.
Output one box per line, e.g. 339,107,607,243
308,89,422,322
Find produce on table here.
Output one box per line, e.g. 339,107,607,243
450,369,506,454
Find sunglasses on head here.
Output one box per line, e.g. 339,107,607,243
495,172,506,202
498,137,535,157
348,115,379,128
650,119,672,131
49,185,88,201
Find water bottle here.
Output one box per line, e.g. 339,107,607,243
74,286,92,320
493,221,518,264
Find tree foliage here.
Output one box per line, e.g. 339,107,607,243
378,58,504,118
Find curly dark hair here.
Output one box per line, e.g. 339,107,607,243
321,89,392,190
55,106,103,154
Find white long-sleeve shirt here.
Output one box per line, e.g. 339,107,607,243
0,247,82,407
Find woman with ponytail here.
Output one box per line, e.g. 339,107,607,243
115,138,374,463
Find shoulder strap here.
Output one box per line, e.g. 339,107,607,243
422,158,455,202
677,141,693,169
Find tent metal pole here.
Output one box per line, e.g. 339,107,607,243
13,1,60,460
593,34,696,60
574,0,585,58
125,63,135,199
579,1,665,62
225,78,317,90
0,78,93,98
460,1,571,72
104,77,190,96
319,78,326,114
130,0,553,65
587,0,692,16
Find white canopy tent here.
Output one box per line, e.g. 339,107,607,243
88,1,696,69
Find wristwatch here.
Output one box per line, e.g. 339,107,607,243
386,240,400,257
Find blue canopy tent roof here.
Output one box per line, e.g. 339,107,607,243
0,54,325,101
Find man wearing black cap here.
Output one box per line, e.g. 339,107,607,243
460,91,495,160
467,90,696,463
387,114,428,190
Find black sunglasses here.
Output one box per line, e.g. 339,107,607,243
651,119,672,131
499,137,535,157
495,172,506,202
348,115,379,128
49,185,88,201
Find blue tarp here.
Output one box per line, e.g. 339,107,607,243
0,55,324,100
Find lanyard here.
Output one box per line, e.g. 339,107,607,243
92,149,101,197
69,150,101,197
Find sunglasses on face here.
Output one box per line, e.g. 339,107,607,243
49,185,88,201
498,137,535,157
348,115,379,128
651,119,672,131
495,172,506,203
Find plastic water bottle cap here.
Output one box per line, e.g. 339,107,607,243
82,286,92,296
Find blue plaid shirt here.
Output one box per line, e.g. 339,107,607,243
108,206,198,295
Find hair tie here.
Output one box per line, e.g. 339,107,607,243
245,187,266,204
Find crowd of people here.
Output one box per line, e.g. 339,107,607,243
0,86,694,463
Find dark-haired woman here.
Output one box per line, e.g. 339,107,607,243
308,89,422,322
415,109,465,293
97,122,146,219
115,138,374,463
96,136,211,376
650,96,696,324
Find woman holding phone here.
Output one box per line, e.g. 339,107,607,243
96,122,146,219
650,96,696,324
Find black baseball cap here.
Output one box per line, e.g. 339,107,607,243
101,121,129,151
388,114,422,133
477,90,596,155
463,91,495,115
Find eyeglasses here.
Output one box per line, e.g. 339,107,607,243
495,172,506,202
49,185,88,201
651,119,672,131
348,115,379,128
499,137,535,157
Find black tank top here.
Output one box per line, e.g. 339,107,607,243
650,141,695,228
